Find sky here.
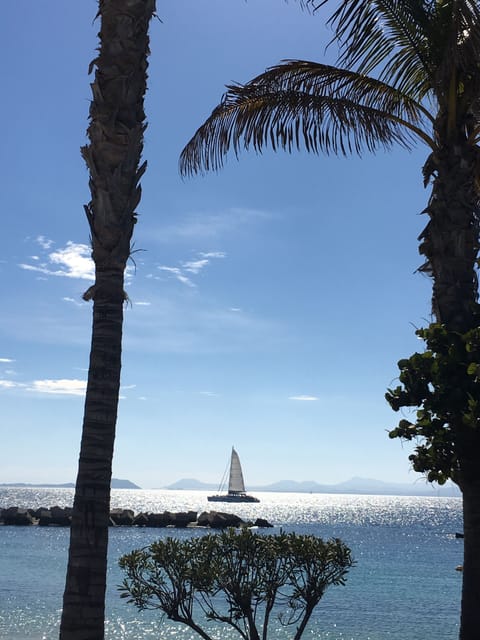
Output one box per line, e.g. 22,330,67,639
0,0,438,489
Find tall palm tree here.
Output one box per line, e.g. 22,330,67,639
59,1,155,638
180,2,480,638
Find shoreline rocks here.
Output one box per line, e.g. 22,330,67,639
0,506,273,529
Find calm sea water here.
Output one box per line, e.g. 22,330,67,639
0,489,464,640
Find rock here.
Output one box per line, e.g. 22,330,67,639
168,511,197,527
49,506,72,526
197,511,245,529
109,509,135,526
135,510,198,527
1,507,36,526
36,508,54,526
254,518,273,528
144,512,173,527
132,512,149,526
0,505,270,529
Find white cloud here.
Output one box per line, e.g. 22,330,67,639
0,358,14,363
0,380,24,389
289,395,319,401
198,390,219,397
20,241,94,281
134,301,151,306
49,243,94,279
29,379,87,396
20,241,137,284
183,259,209,274
36,235,54,250
158,251,226,287
158,266,195,287
62,296,84,307
199,251,226,259
0,379,87,396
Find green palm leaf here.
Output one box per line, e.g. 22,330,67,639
180,60,432,176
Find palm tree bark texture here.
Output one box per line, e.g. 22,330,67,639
59,1,155,639
179,2,480,639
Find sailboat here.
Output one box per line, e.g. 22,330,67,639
207,447,260,503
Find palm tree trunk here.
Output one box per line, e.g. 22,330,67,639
60,271,124,640
419,142,480,333
421,142,480,640
460,479,480,640
59,1,155,637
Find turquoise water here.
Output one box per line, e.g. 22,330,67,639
0,489,463,639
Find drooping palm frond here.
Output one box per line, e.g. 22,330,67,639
180,60,433,176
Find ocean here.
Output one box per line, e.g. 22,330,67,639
0,488,464,640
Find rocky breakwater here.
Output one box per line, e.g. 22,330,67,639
0,506,273,529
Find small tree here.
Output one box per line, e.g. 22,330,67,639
119,529,353,640
386,321,480,632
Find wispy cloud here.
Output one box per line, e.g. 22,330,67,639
134,301,151,307
0,380,24,389
198,391,219,397
29,379,87,396
36,235,54,250
20,241,95,281
289,395,319,401
0,376,143,399
123,296,283,356
0,358,14,363
147,208,271,243
62,297,84,307
200,251,226,259
158,251,226,287
183,259,209,274
158,266,195,287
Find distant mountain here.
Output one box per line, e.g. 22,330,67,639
0,482,75,488
164,477,460,497
111,478,141,489
166,478,218,491
0,478,141,490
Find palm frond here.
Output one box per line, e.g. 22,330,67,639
180,60,432,176
314,0,480,104
317,0,435,95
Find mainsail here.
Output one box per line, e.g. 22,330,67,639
228,448,246,494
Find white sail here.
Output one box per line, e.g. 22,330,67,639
207,447,259,502
228,448,246,494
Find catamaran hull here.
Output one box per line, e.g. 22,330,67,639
207,494,260,503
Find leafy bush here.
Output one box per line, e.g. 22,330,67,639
119,528,354,640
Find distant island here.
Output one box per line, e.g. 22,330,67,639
0,478,141,490
164,476,460,497
0,477,461,497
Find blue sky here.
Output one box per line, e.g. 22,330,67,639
0,1,436,488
